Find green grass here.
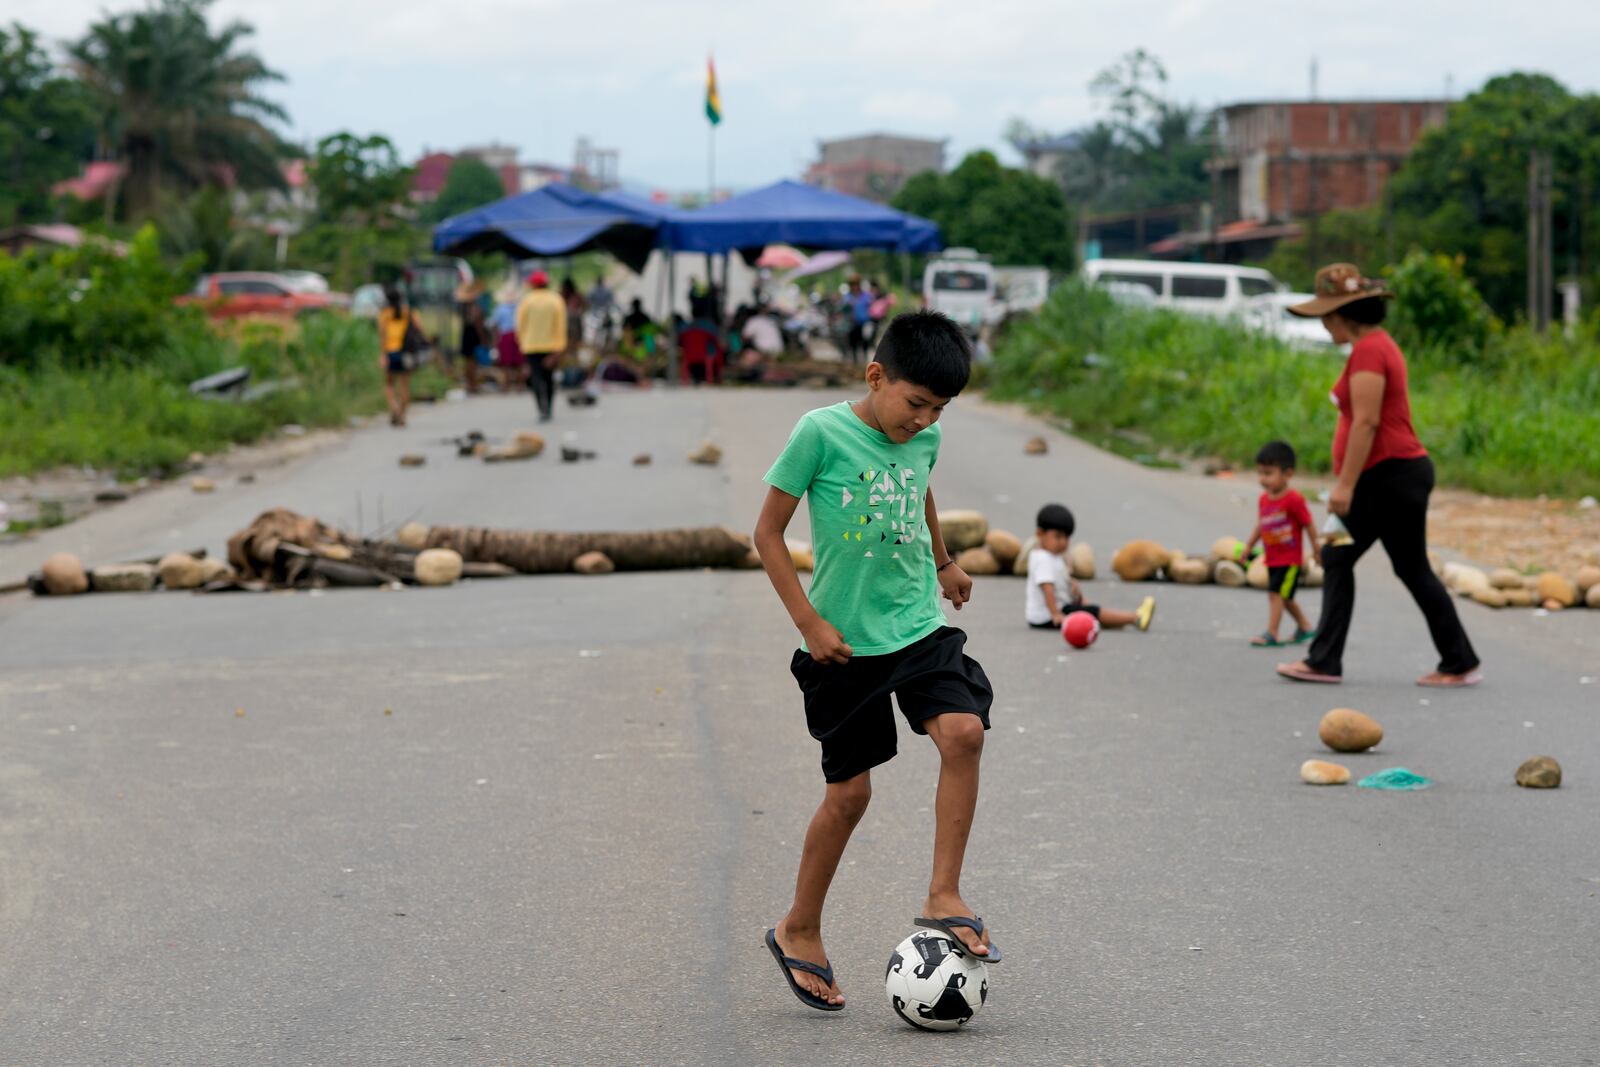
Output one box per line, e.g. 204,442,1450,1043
0,314,430,478
989,284,1600,498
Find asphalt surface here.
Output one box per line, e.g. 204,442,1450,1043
1,386,1596,1066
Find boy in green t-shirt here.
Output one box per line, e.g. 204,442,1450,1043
754,310,999,1012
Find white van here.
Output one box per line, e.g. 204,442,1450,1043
1082,259,1283,319
922,249,996,334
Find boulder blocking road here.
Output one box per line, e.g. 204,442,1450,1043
1,388,1595,1066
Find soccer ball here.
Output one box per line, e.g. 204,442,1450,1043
884,930,988,1031
1062,610,1100,649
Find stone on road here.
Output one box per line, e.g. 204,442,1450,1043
1,388,1595,1066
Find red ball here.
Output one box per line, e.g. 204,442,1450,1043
1061,610,1100,649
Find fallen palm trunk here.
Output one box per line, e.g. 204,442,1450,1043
420,525,754,573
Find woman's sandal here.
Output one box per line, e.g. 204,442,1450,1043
914,916,1002,963
764,929,844,1011
1417,669,1483,688
1276,661,1342,684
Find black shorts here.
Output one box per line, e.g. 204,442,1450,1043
1267,565,1302,600
789,626,993,783
1028,603,1100,628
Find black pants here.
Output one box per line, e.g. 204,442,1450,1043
846,322,867,362
1306,455,1479,677
526,355,555,419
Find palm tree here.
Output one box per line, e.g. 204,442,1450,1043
67,0,287,219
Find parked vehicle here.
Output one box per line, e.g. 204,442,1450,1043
1245,292,1346,352
277,270,331,294
180,272,346,318
1082,259,1282,319
922,248,997,334
994,266,1051,316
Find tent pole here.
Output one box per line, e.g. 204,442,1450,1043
666,249,676,323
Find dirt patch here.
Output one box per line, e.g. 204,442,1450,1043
1427,490,1600,576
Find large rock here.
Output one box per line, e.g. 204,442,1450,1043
90,562,156,592
1111,540,1170,582
511,431,546,456
1489,567,1525,590
1444,563,1490,597
787,540,814,573
1013,536,1038,576
1515,756,1562,789
414,548,464,586
1471,587,1508,608
398,453,426,468
41,553,89,596
190,477,216,494
573,551,615,575
1211,536,1247,562
1575,565,1600,596
1247,556,1270,590
1214,560,1248,587
1319,707,1383,753
1503,587,1538,608
1024,436,1048,455
938,510,989,553
196,557,231,584
984,530,1023,571
397,522,430,550
1301,759,1351,785
1068,542,1096,580
688,440,723,466
1535,572,1578,608
1302,561,1325,588
158,552,209,590
955,546,1001,576
1589,583,1600,609
1168,557,1211,584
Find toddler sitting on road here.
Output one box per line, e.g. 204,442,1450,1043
1025,503,1154,632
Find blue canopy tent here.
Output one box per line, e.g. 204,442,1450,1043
658,180,942,255
431,183,670,272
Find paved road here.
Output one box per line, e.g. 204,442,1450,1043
1,387,1596,1066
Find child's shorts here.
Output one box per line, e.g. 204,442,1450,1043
1267,565,1302,600
789,626,992,783
1028,603,1100,628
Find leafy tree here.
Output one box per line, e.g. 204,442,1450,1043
894,150,1074,271
0,23,96,225
423,157,506,223
157,184,270,272
67,0,287,219
1387,72,1600,317
308,132,412,225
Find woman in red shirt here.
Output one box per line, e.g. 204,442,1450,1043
1276,264,1481,688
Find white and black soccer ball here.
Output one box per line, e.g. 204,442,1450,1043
884,930,989,1031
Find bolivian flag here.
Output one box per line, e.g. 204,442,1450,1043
705,57,722,126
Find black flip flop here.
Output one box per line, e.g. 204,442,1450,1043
764,928,843,1011
914,915,1002,964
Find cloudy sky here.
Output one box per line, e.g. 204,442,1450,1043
18,0,1600,193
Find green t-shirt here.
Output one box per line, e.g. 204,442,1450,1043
764,401,946,656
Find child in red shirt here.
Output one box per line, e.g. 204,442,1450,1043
1242,440,1319,646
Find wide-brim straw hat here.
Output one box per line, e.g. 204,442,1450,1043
454,278,486,302
1288,263,1394,317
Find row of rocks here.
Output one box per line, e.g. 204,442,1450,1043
1443,561,1600,610
38,551,231,595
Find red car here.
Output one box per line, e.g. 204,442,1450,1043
179,272,347,318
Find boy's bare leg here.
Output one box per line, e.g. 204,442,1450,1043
1286,598,1313,633
920,712,994,958
1266,593,1286,638
775,772,871,1006
1099,608,1136,629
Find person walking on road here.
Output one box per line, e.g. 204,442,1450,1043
842,275,872,363
1275,263,1482,689
516,270,567,421
377,285,424,427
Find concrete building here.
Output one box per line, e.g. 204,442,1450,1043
805,133,945,203
1210,100,1448,225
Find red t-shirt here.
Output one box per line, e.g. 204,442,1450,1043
1259,488,1313,567
1331,329,1428,476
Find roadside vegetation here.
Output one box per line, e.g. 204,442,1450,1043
989,281,1600,499
0,229,445,478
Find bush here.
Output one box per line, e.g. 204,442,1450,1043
1385,250,1497,363
989,282,1600,498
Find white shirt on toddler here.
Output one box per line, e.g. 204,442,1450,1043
1024,546,1074,625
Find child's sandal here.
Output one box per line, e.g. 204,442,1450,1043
1250,632,1282,647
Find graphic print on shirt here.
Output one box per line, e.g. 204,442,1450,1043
841,461,920,559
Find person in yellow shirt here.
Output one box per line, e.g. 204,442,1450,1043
377,286,425,427
516,270,567,421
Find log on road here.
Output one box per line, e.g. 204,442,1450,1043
421,525,754,573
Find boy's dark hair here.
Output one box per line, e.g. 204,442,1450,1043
1036,503,1075,537
1337,296,1388,325
1256,440,1297,470
873,310,972,397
